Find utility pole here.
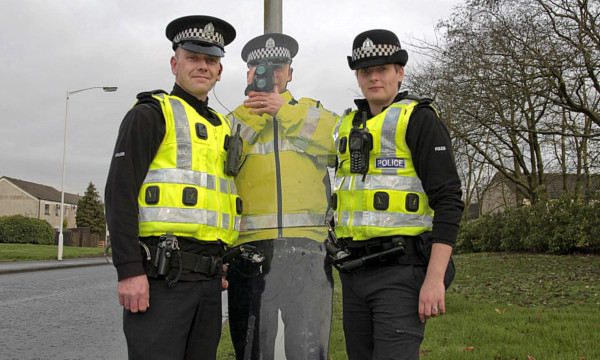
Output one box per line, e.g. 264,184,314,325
264,0,282,33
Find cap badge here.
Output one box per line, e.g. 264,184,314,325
266,37,275,49
203,23,215,37
362,38,374,51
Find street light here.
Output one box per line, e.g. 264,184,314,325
58,86,118,261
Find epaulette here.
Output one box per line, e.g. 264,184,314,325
418,97,434,106
136,89,168,100
134,90,168,110
402,94,422,102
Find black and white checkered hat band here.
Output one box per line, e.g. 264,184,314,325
352,44,401,61
246,47,291,63
173,28,224,48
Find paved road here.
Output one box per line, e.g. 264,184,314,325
0,263,127,360
0,260,230,359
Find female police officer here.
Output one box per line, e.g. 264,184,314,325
331,29,464,360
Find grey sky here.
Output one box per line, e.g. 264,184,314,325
0,0,460,197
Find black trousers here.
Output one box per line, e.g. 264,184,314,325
340,263,427,360
123,277,222,360
227,238,334,360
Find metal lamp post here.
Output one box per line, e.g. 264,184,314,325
58,86,118,261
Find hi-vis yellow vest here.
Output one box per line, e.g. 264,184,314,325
332,99,434,241
227,91,337,245
137,94,241,245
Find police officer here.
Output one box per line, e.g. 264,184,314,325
105,15,240,360
331,29,464,359
225,33,337,360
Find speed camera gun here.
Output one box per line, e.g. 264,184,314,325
244,60,275,95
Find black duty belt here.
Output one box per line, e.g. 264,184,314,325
346,236,418,257
144,244,222,277
343,236,425,268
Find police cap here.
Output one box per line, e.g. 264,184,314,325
347,29,408,70
166,15,236,57
241,33,298,65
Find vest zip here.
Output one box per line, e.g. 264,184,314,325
273,117,283,238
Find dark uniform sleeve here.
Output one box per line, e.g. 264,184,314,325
105,102,165,281
405,105,464,246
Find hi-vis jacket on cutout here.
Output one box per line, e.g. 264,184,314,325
332,98,434,241
227,90,337,245
137,93,241,244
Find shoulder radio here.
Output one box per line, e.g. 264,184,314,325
348,111,372,175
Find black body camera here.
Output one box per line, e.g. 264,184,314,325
245,61,275,95
349,111,373,174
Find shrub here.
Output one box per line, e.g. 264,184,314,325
0,215,55,245
499,207,527,252
457,190,600,255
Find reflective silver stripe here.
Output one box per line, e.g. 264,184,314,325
229,179,238,195
339,211,350,227
341,176,352,191
338,174,424,193
207,211,218,227
293,107,321,150
207,175,216,192
230,116,259,144
140,207,219,227
143,169,216,190
380,106,401,175
233,216,241,231
334,176,345,191
221,213,230,229
353,211,433,228
353,175,366,190
249,139,304,155
332,109,350,150
169,98,192,170
219,177,229,194
240,213,326,231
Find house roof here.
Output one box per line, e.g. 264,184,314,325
488,172,600,199
1,176,80,205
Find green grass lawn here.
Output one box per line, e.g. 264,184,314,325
219,253,600,360
0,243,105,261
3,244,598,359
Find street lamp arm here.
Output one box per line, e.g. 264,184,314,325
67,86,118,97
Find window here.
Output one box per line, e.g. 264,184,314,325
44,204,50,215
55,204,60,216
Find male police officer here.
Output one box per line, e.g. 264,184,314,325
225,33,337,360
331,29,464,359
105,16,240,360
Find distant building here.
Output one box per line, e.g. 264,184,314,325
0,176,80,229
480,172,600,215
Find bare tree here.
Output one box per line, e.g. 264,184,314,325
407,0,600,212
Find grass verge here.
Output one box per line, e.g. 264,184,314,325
218,253,600,360
0,243,105,261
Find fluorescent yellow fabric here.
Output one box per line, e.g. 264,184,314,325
227,90,337,245
332,99,434,240
138,94,240,245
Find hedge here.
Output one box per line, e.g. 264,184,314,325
0,215,55,245
457,192,600,254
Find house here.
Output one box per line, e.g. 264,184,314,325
0,176,80,229
480,172,600,215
